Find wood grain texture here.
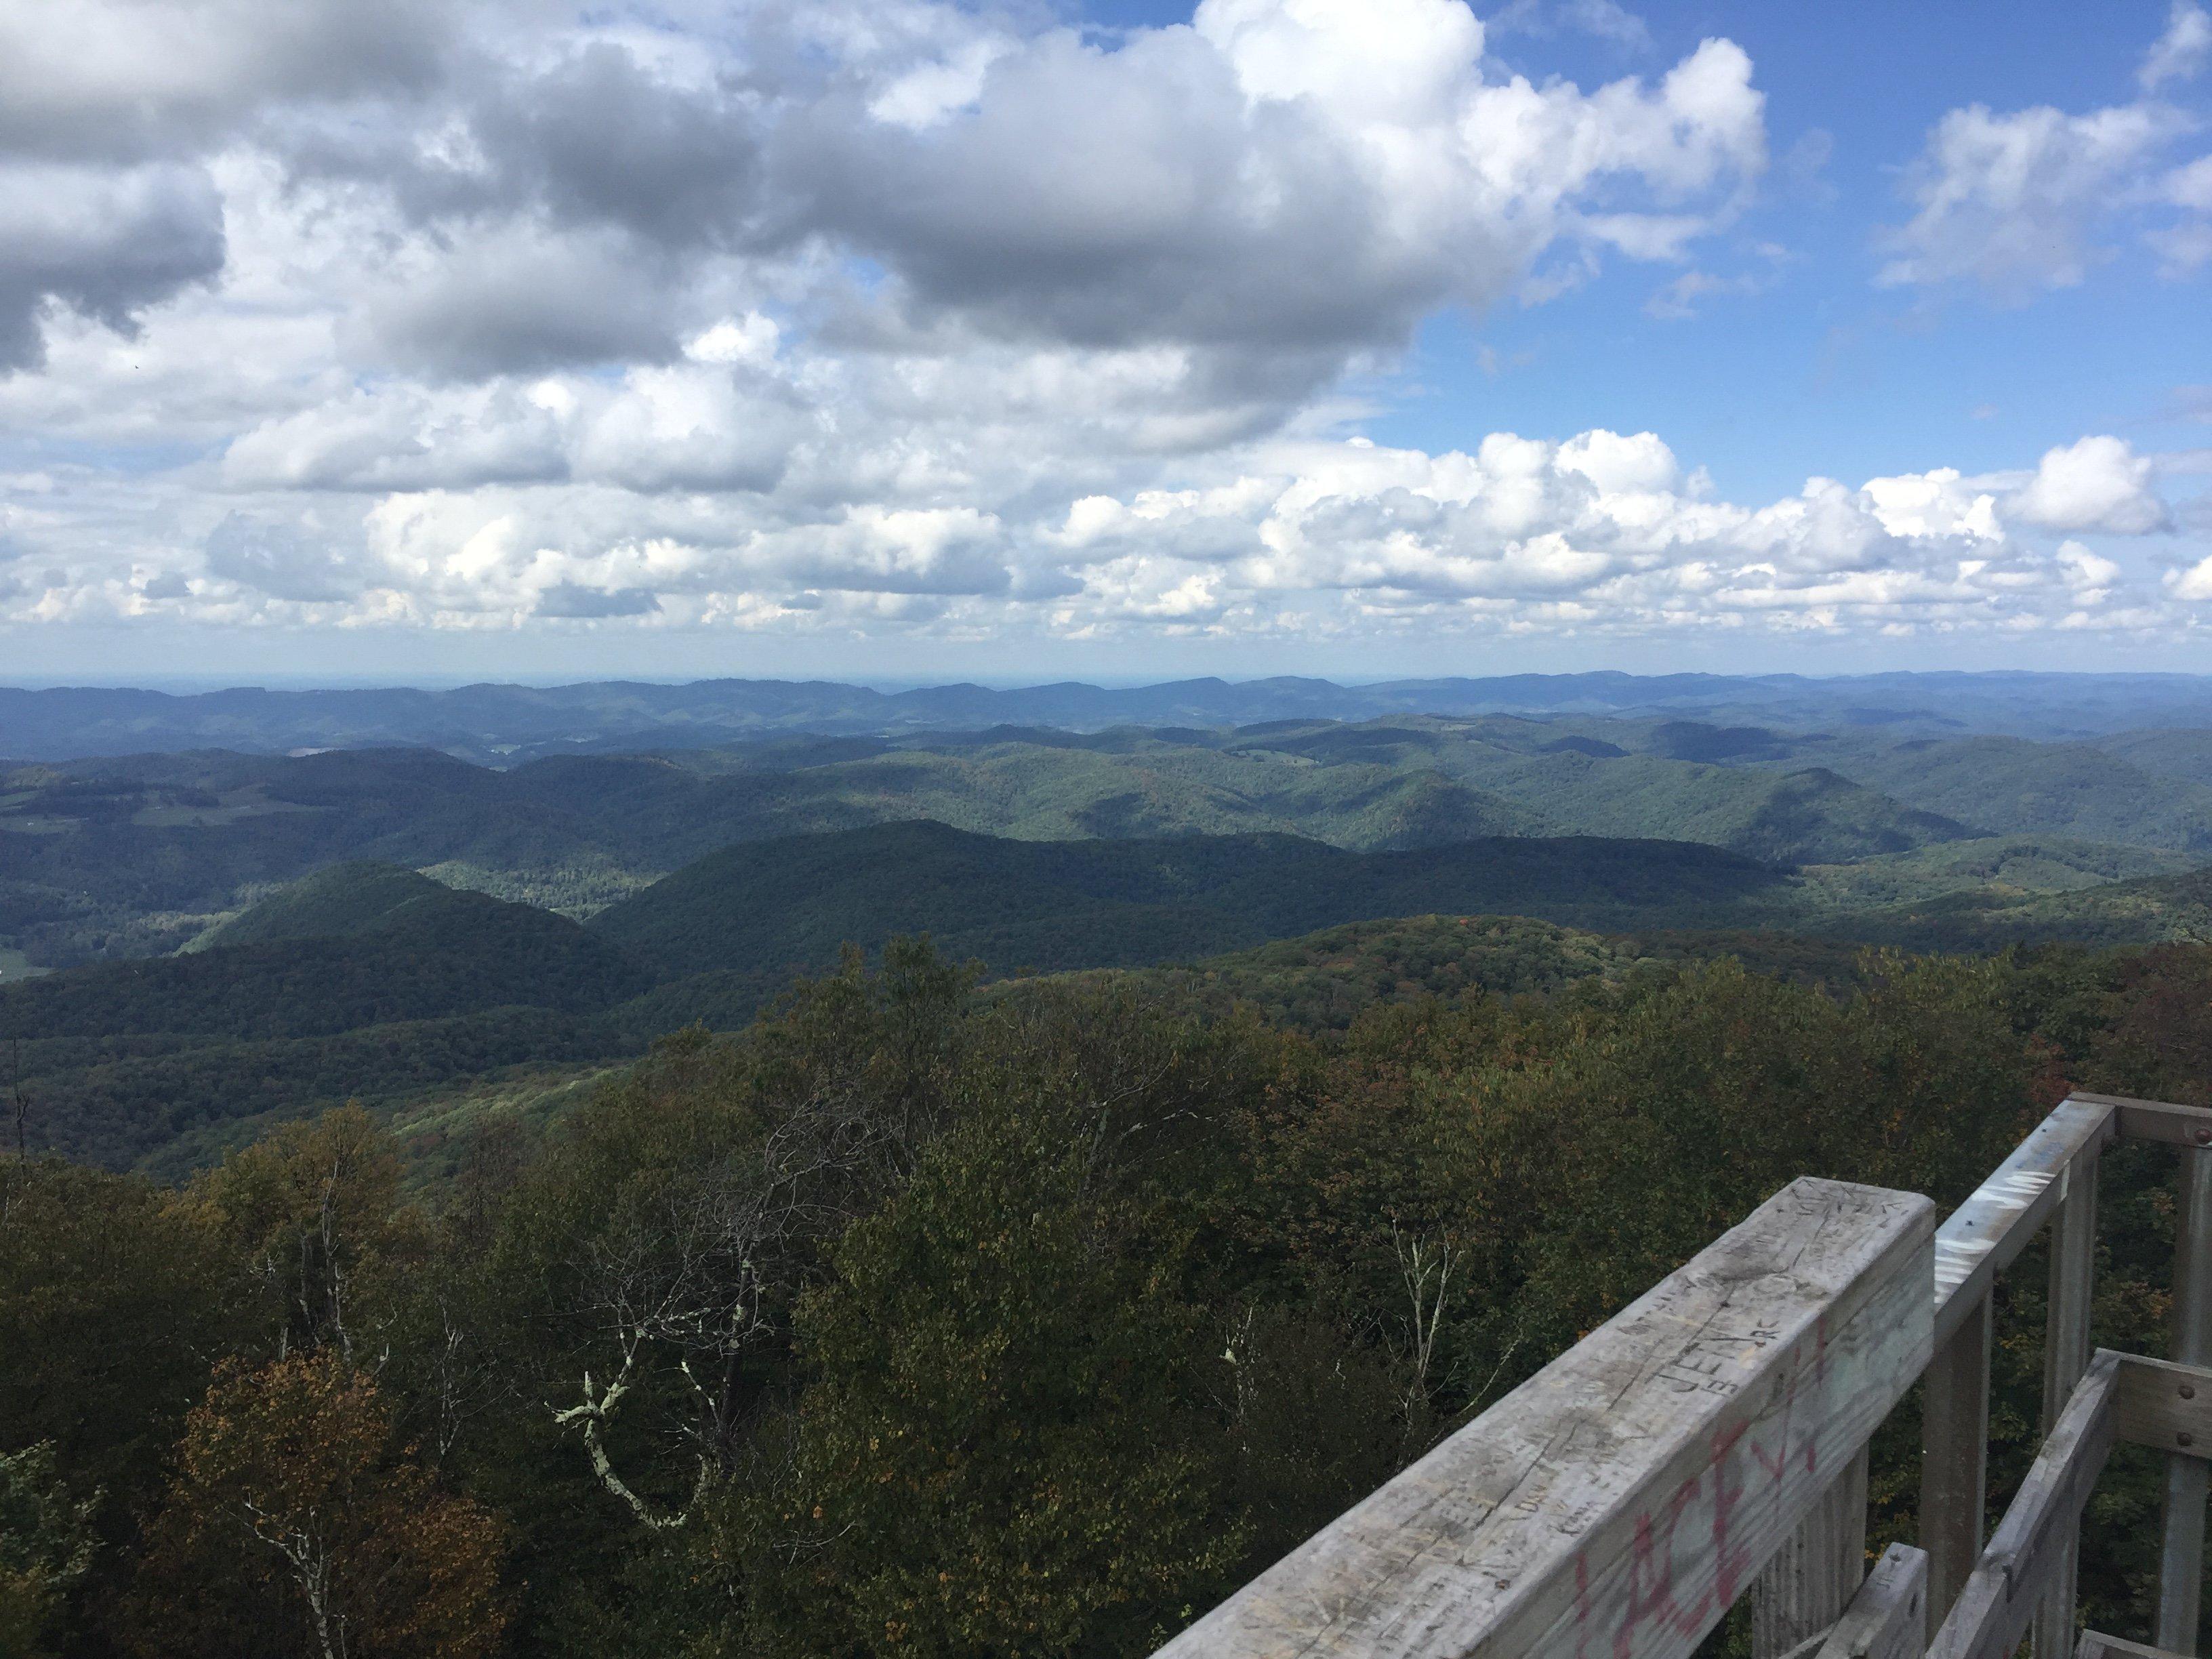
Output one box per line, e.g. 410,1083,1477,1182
1751,1450,1868,1659
1927,1351,2120,1659
1812,1544,1926,1659
2114,1353,2212,1456
2036,1158,2101,1659
1932,1096,2115,1348
1151,1179,1933,1659
1920,1291,1990,1639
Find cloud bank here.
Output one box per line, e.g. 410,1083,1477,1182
0,0,2203,663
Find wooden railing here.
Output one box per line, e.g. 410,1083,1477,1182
1149,1092,2212,1659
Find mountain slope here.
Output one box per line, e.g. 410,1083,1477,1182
1802,736,2212,853
192,861,453,948
0,881,648,1044
2093,729,2212,791
1833,865,2212,951
1307,729,1969,862
0,716,2181,977
586,820,1795,979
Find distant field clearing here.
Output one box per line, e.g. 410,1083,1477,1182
0,946,49,983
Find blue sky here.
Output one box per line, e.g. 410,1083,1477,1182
0,0,2206,684
1367,1,2211,498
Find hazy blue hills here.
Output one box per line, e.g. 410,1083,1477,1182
17,670,2212,762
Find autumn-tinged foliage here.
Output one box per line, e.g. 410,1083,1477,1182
129,1353,506,1659
5,933,2212,1654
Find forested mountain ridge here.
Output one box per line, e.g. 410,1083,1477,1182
583,821,1795,978
12,708,2212,987
189,861,457,949
14,805,2212,1176
0,872,655,1168
17,670,2212,760
0,714,2092,970
3,827,1797,1169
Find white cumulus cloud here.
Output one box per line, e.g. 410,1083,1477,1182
1880,7,2212,295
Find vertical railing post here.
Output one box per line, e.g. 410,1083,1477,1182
1753,1446,1871,1658
2157,1144,2212,1653
2035,1151,2100,1659
1923,1290,1992,1639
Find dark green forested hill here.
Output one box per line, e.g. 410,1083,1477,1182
0,875,654,1168
1,825,1798,1170
190,861,454,949
0,718,1972,968
28,712,2212,979
584,820,1796,979
0,877,647,1044
12,805,2212,1174
1022,913,1898,1031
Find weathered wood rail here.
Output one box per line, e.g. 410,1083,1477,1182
1149,1092,2212,1659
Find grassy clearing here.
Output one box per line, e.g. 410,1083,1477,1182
0,945,48,983
386,1063,624,1193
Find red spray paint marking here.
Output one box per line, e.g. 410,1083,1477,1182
1568,1313,1858,1658
1614,1472,1715,1659
1707,1418,1752,1605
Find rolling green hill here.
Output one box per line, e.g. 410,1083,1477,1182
1795,735,2212,853
2092,729,2212,791
1792,835,2193,911
1207,716,1971,861
189,860,453,949
13,808,2212,1174
0,717,2085,973
6,823,1798,1171
586,820,1797,979
1831,865,2212,951
0,871,655,1168
0,872,647,1044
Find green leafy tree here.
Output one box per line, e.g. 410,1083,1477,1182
724,1107,1246,1659
0,1155,240,1647
0,1443,96,1659
192,1105,424,1362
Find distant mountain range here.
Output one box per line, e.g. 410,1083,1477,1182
14,680,2212,1174
15,670,2212,761
10,710,2212,970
